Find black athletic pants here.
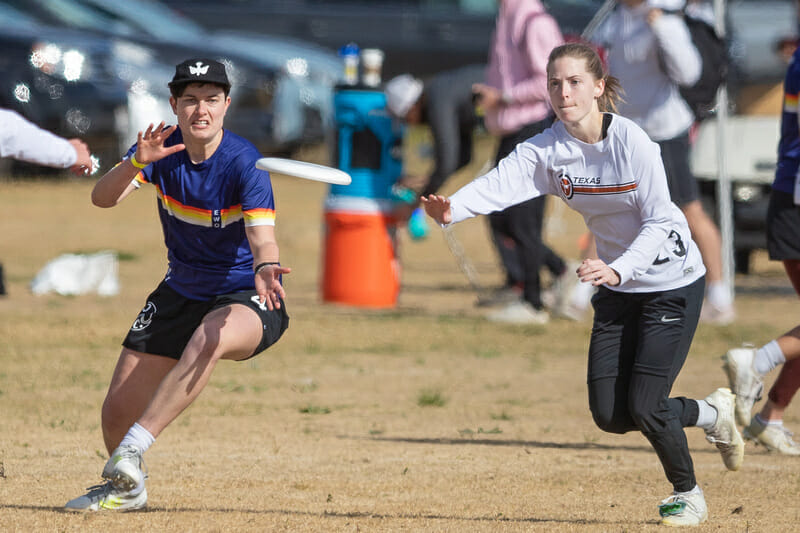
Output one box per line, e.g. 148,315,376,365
587,276,705,493
489,116,564,308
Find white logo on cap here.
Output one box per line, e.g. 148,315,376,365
189,62,209,76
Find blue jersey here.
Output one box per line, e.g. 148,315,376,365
126,128,275,300
774,47,800,194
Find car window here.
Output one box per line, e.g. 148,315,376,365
3,0,113,30
0,2,42,29
1,0,137,37
77,0,205,42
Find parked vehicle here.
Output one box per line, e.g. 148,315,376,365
691,0,798,273
77,0,341,152
728,0,797,85
0,0,297,157
161,0,605,79
0,3,173,172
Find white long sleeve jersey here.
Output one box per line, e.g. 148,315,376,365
449,114,705,293
0,109,77,168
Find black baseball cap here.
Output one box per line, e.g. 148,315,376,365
168,58,231,91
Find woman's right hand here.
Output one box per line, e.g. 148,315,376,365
419,194,452,226
133,122,185,166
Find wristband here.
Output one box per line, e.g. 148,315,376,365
254,261,280,274
129,154,147,169
391,184,417,205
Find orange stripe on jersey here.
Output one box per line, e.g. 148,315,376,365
573,182,638,195
785,93,798,113
244,207,276,226
153,184,244,228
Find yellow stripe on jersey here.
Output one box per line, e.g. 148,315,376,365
243,207,276,226
153,184,246,228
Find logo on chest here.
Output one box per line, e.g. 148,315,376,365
557,171,635,199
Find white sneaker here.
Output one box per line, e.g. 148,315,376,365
475,286,522,308
548,262,586,321
721,347,764,426
744,417,800,456
65,481,147,511
703,387,745,471
658,488,708,527
566,277,596,318
102,445,146,492
486,301,549,325
700,300,735,325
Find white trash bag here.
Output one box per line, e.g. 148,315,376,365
30,250,120,296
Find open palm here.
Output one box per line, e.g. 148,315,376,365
135,122,186,164
420,194,452,226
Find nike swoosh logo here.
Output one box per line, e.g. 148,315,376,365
660,315,681,323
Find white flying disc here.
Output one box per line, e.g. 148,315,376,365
256,157,351,185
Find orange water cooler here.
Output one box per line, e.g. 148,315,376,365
322,85,403,308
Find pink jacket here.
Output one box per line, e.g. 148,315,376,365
484,0,563,135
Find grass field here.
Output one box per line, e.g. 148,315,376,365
2,140,800,532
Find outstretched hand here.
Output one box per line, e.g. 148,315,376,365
133,122,186,166
419,194,452,226
255,265,292,310
67,138,95,176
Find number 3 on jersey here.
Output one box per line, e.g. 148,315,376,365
653,230,687,265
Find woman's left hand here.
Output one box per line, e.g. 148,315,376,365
255,264,292,310
577,258,620,287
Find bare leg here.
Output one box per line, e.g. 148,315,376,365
757,261,800,421
757,329,800,422
760,400,787,422
102,349,177,454
135,304,262,439
776,327,800,362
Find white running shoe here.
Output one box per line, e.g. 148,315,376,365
102,445,147,492
744,417,800,456
700,301,735,325
65,481,147,511
658,488,708,527
544,262,580,320
703,387,745,471
475,286,522,308
486,301,549,325
722,347,764,426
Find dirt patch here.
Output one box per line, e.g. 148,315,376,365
1,156,799,531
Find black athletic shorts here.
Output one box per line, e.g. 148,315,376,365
657,132,699,207
767,189,800,260
123,280,289,360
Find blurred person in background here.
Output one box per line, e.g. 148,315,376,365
685,0,715,25
722,16,800,455
65,58,290,511
592,0,735,324
0,108,95,296
470,0,574,325
422,42,744,526
384,65,485,234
